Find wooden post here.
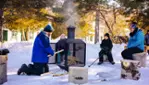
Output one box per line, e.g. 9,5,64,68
0,55,7,84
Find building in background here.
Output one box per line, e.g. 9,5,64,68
2,28,39,42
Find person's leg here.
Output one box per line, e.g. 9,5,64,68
99,50,105,62
29,63,45,75
121,47,143,60
98,50,105,65
17,64,28,75
147,44,149,55
44,64,49,73
18,63,46,76
106,52,114,63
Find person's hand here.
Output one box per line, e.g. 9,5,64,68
48,54,52,57
102,47,109,51
48,51,57,57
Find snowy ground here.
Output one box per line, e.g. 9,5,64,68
1,42,149,85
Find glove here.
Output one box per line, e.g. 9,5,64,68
48,52,55,57
102,47,109,51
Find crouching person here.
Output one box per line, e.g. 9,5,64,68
98,33,115,65
121,22,144,60
17,24,54,76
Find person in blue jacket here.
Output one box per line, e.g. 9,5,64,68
121,22,144,60
17,24,54,75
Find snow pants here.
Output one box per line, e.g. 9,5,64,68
99,50,114,62
121,47,143,60
25,63,49,76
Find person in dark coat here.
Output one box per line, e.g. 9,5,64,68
145,30,149,54
98,33,115,65
17,24,54,76
121,22,144,60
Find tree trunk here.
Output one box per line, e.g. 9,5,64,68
25,30,29,41
0,0,7,43
99,11,114,36
94,10,100,44
0,9,3,42
21,30,26,41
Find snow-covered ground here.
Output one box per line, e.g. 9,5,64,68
1,42,149,85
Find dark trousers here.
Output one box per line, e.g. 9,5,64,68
121,47,143,60
26,63,49,76
99,50,114,62
146,44,149,55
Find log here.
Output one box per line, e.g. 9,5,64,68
133,52,147,67
0,55,7,84
121,60,140,80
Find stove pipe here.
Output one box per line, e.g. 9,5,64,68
67,26,76,39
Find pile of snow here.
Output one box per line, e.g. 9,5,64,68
1,42,149,85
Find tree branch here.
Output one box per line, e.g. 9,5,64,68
99,11,114,36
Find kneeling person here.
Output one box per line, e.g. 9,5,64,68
17,24,54,76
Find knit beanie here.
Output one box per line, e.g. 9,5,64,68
43,24,54,32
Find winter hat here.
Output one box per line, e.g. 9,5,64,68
104,33,110,38
130,22,137,29
43,24,54,32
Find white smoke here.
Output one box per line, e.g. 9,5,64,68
63,0,79,27
46,0,79,27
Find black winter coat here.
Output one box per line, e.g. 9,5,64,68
100,39,113,52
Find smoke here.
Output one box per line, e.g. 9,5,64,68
63,0,79,27
46,0,79,27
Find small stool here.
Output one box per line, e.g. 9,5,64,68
121,59,140,80
133,52,147,67
103,55,108,62
69,67,88,85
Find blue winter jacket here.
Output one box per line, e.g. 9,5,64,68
32,31,54,63
127,29,144,51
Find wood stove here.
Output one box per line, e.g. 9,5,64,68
56,26,86,71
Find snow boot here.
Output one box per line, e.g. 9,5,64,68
110,61,115,65
28,64,34,69
98,62,103,65
17,64,28,75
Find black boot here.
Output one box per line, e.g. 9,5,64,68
28,64,34,69
98,62,103,65
17,64,28,75
110,61,115,65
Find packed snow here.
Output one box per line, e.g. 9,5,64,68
1,42,149,85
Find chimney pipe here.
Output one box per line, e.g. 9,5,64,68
67,26,75,39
